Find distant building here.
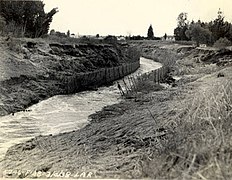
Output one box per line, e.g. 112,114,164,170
199,44,207,48
70,33,76,38
116,36,126,41
162,35,175,41
53,31,67,38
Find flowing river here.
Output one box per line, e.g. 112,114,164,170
0,57,162,160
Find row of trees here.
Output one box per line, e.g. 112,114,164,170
123,25,160,40
0,0,58,38
174,10,232,46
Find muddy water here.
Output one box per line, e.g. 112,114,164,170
0,57,162,160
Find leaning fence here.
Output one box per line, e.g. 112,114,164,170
119,56,176,96
61,60,140,94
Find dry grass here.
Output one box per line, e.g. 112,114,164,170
135,79,164,93
142,71,232,179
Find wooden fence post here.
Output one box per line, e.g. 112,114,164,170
157,68,160,84
131,76,137,92
128,76,134,92
122,78,129,94
105,68,107,83
62,59,141,94
160,67,163,82
154,70,156,83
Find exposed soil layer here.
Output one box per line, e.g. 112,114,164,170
0,37,139,116
1,41,232,179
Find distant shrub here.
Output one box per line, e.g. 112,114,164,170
104,35,118,44
46,35,102,45
78,36,102,44
213,37,231,48
129,35,146,40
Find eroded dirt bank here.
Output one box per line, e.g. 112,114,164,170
0,37,139,116
0,57,161,163
1,41,232,179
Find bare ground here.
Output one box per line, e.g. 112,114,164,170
1,41,232,179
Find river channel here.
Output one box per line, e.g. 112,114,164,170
0,57,162,160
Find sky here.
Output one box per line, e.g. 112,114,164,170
43,0,232,37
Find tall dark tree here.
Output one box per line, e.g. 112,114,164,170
164,33,167,40
174,12,190,41
177,12,188,27
67,30,70,37
208,9,231,42
174,26,189,41
0,0,58,37
185,23,212,46
147,25,154,39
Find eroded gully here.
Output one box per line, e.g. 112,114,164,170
0,57,162,160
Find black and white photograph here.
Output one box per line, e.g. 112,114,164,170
0,0,232,179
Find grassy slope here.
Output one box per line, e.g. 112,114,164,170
1,41,232,179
